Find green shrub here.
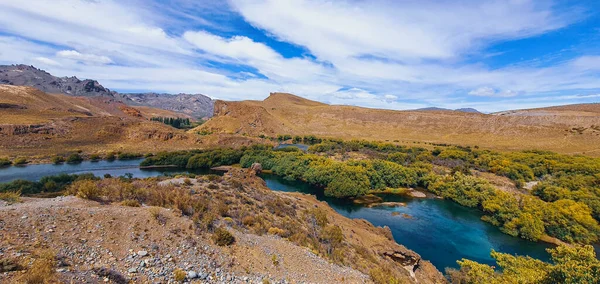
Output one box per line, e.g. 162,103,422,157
0,158,12,167
105,152,116,161
66,153,83,164
51,156,65,164
89,154,101,161
212,227,235,246
13,157,27,165
117,152,142,160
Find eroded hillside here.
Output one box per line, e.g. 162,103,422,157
0,169,444,283
0,85,206,157
198,93,600,156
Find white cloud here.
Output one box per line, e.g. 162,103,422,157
33,57,61,66
229,0,572,61
57,50,113,65
0,0,597,112
468,87,518,97
183,30,329,81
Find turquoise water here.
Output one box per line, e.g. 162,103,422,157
275,143,309,151
262,174,554,271
0,159,192,183
0,161,560,272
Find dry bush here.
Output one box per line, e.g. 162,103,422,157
183,178,192,185
0,190,21,204
120,199,140,207
0,257,22,273
267,227,286,237
19,249,57,284
369,266,402,284
212,227,235,246
67,180,102,201
173,268,186,282
148,207,167,225
242,215,255,226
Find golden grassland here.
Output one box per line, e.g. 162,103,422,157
197,93,600,156
0,85,262,159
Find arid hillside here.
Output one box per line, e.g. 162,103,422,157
0,85,206,157
198,93,600,155
0,169,444,283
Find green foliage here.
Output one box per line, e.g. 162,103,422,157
105,152,116,161
0,158,11,167
0,173,97,195
150,117,191,129
51,156,65,164
89,154,101,161
212,227,235,246
453,245,600,284
186,149,244,169
13,157,27,165
66,153,83,164
117,152,142,160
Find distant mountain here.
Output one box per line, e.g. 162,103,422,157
0,64,214,118
416,107,481,113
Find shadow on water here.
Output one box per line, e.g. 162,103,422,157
261,173,555,271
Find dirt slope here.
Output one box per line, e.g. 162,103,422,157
0,169,445,283
198,93,600,155
0,85,206,157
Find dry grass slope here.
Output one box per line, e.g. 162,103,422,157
197,92,600,156
0,85,206,157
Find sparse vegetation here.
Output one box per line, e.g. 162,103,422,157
0,190,21,204
120,199,141,207
19,249,57,284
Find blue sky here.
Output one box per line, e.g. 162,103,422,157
0,0,599,112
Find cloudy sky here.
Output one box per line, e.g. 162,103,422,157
0,0,599,112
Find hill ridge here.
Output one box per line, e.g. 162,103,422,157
0,64,214,118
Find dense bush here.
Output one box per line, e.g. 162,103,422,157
0,173,97,195
0,158,12,167
51,156,65,164
117,152,142,160
451,245,600,284
13,157,27,165
212,227,235,246
66,153,83,164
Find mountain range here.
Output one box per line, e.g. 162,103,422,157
0,65,214,118
415,107,481,113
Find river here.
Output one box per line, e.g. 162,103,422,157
0,160,556,271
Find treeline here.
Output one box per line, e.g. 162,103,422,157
151,117,192,129
449,245,600,283
138,137,600,244
0,173,98,195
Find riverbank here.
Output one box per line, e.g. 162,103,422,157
0,169,446,283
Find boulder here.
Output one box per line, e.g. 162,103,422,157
250,163,263,174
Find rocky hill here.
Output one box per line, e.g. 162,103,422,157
0,169,444,283
197,92,600,156
0,85,208,157
0,65,214,118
